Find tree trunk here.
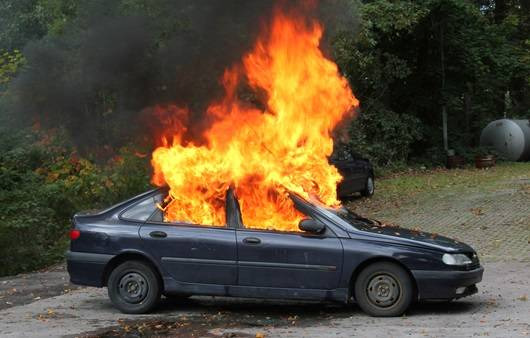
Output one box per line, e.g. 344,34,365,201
494,0,508,23
440,23,448,152
522,0,530,13
464,82,473,138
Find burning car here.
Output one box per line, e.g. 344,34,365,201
67,187,483,317
66,7,483,317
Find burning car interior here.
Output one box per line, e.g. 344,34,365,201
134,186,320,232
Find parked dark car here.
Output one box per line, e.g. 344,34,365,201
330,151,375,199
67,188,483,317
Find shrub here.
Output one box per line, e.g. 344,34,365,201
348,106,423,167
0,128,150,276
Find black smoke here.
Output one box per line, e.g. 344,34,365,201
8,0,358,154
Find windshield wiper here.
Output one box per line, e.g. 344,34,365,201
339,208,381,226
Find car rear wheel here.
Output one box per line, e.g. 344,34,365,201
354,262,413,317
107,260,161,314
361,175,375,197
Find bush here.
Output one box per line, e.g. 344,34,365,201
0,128,151,276
348,105,423,167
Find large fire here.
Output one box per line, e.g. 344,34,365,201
151,9,358,231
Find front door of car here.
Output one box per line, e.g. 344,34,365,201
235,223,343,290
139,197,237,285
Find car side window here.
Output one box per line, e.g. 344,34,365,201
121,197,158,222
147,208,164,223
148,208,226,228
146,193,227,228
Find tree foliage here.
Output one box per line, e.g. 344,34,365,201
0,49,24,91
0,128,150,276
335,0,529,166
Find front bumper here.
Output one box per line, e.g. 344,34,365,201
66,250,114,287
412,266,484,300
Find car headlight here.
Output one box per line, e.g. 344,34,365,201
442,253,472,265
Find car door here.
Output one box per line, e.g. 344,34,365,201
233,193,343,290
236,227,343,290
138,194,237,285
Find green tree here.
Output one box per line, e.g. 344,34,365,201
0,0,77,50
334,0,529,165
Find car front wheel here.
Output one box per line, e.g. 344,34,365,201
107,260,161,314
354,262,413,317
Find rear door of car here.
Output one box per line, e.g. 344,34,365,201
138,200,237,285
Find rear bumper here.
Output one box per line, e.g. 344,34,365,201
66,250,114,287
412,266,484,300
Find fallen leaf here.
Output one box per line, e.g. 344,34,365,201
470,208,484,216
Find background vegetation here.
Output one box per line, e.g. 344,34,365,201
0,0,528,276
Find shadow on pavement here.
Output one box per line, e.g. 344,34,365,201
78,297,485,337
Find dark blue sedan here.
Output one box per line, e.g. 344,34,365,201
66,188,483,317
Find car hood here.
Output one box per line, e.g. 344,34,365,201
349,224,474,252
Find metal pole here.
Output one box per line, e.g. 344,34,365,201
442,106,448,151
440,21,448,152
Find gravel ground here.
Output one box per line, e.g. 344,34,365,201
0,264,80,311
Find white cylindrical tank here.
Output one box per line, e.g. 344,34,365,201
480,119,530,161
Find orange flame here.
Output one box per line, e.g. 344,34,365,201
151,9,359,231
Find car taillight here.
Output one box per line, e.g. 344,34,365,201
70,229,81,240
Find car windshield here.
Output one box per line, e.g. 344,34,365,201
296,195,377,232
329,208,380,231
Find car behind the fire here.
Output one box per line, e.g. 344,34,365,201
66,189,483,317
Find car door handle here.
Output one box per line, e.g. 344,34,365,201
243,237,261,245
150,231,167,238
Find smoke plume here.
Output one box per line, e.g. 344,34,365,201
9,0,358,154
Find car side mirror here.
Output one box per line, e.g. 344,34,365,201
298,219,325,234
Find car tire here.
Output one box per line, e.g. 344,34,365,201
361,175,375,197
107,260,161,314
354,262,413,317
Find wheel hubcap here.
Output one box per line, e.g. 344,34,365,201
118,272,148,304
366,274,400,308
